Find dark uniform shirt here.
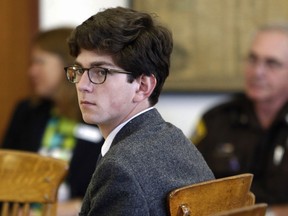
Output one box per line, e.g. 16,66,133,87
192,93,288,204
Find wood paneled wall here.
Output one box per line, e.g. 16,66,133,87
0,0,38,142
133,0,288,92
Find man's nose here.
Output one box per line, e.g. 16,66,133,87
77,71,92,91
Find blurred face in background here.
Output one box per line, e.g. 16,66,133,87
244,31,288,103
29,46,64,99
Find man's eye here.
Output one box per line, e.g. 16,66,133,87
75,68,84,74
247,56,257,64
266,60,282,69
96,69,106,76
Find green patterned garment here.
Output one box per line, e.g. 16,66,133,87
40,111,77,161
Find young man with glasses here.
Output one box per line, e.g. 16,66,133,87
192,23,288,215
64,7,214,216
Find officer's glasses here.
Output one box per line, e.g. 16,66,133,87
245,54,285,72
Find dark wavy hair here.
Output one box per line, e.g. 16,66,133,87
68,7,173,105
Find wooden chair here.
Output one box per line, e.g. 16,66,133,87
168,173,255,216
213,203,268,216
0,149,69,216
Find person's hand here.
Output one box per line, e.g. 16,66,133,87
267,205,288,216
57,198,82,216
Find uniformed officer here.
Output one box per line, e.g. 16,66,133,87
192,23,288,215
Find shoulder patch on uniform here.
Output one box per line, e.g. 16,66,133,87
191,119,207,145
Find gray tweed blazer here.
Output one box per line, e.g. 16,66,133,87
79,109,214,216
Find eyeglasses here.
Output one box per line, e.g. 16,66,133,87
245,54,285,72
64,65,132,84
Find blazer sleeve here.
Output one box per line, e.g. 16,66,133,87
79,159,149,216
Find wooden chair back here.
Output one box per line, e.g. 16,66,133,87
168,173,255,216
213,203,267,216
0,149,69,216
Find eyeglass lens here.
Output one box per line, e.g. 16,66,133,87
66,66,107,84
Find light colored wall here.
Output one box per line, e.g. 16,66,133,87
156,93,230,137
39,0,128,30
39,0,232,137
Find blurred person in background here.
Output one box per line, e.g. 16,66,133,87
192,23,288,216
1,27,104,216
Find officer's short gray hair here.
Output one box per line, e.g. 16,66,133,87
257,22,288,35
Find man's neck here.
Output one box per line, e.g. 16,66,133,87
100,103,152,139
254,97,287,129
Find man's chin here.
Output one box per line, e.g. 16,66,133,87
82,114,95,124
247,92,272,103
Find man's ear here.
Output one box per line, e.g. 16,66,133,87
133,74,157,102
